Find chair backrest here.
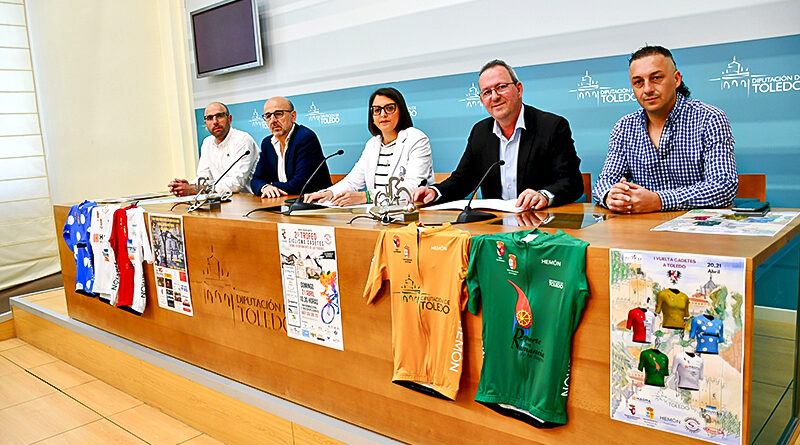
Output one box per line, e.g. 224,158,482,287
330,174,346,185
581,172,592,203
736,174,766,201
434,172,450,184
431,172,592,202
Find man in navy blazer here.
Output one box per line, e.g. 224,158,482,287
413,60,583,210
250,96,332,197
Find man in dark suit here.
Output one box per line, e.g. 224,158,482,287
251,96,332,197
413,60,583,210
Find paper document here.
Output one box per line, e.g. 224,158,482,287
422,199,524,213
95,192,172,204
651,209,799,236
284,202,371,215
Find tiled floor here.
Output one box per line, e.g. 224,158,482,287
0,337,224,445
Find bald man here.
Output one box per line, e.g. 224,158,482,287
250,96,332,198
169,102,258,196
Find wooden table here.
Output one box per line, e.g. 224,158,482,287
53,195,800,444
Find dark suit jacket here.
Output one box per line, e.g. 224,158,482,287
436,105,583,207
250,124,332,195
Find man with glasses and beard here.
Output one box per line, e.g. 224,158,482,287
168,102,258,196
250,96,332,198
413,60,583,210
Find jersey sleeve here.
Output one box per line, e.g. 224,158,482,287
670,358,680,389
139,211,154,264
718,321,724,344
654,293,663,315
466,237,483,316
681,297,690,319
689,317,698,339
571,240,591,332
458,234,471,311
626,309,635,330
363,230,389,304
62,205,78,251
637,351,645,372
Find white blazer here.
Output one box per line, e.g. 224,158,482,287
327,127,435,197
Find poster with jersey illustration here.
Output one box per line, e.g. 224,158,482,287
149,214,193,316
610,249,745,444
277,223,343,350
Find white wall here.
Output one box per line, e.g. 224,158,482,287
189,0,800,106
26,0,196,205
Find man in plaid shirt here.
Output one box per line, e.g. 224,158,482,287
594,46,738,213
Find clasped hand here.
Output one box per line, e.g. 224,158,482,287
605,178,662,214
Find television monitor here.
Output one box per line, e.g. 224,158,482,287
190,0,263,78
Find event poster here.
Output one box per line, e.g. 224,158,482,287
651,209,799,237
149,214,193,316
610,249,745,444
277,223,343,350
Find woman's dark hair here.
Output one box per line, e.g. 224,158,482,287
368,87,413,136
629,45,691,97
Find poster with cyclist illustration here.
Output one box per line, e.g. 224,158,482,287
277,223,343,350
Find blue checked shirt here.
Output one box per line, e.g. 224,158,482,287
594,94,738,211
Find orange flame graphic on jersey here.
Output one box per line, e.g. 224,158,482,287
508,279,532,329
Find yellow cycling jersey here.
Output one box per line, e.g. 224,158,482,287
363,223,471,400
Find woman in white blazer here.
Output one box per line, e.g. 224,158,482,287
305,87,435,206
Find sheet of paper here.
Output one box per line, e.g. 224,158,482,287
651,209,799,236
421,199,524,213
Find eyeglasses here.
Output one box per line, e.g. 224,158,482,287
479,82,517,99
262,110,291,121
204,112,229,121
371,103,398,116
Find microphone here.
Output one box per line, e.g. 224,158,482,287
283,149,344,215
455,160,505,224
208,150,251,193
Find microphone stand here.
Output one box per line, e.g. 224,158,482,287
455,160,505,224
188,149,251,212
283,149,344,215
244,150,344,217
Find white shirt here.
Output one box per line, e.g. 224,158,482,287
326,127,434,200
270,124,296,184
374,139,397,190
493,108,526,200
670,351,704,391
89,205,119,302
125,206,154,314
195,127,259,194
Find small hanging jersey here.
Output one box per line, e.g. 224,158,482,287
655,288,689,329
63,200,97,295
363,223,471,400
110,207,132,307
670,351,703,390
117,206,153,314
467,229,589,427
638,349,669,387
626,307,656,343
690,314,724,354
89,205,120,302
